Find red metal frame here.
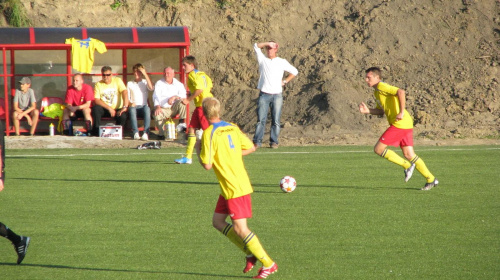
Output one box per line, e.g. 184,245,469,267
0,27,190,135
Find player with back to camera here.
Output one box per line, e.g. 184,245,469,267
0,121,31,264
195,97,278,279
359,67,439,190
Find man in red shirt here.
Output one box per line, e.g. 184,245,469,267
63,74,94,135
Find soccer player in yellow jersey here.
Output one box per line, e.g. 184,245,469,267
359,67,439,190
195,97,278,279
175,56,213,164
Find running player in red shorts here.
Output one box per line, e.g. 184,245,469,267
195,97,278,278
359,67,438,190
175,56,213,164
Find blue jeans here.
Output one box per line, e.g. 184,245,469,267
253,92,283,145
129,105,151,134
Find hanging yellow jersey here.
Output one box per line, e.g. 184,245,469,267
65,38,107,73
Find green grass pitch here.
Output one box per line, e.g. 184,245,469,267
0,145,499,279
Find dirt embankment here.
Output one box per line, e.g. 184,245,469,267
3,0,499,148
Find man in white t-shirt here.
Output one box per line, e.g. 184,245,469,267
253,41,298,149
127,64,154,140
152,67,187,140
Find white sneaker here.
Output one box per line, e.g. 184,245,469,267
141,133,149,141
133,132,140,140
195,129,203,140
176,123,187,132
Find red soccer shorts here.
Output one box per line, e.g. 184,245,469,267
188,107,210,130
379,125,414,147
214,194,253,220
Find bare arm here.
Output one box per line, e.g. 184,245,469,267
257,42,277,49
282,74,296,86
395,88,406,121
121,89,129,108
242,145,256,156
71,100,91,111
139,67,154,91
80,100,92,110
195,140,212,170
118,90,129,116
358,102,384,116
20,102,37,118
13,102,23,114
183,89,203,105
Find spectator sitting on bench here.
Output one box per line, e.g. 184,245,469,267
91,66,128,136
62,73,94,135
152,67,187,140
13,77,39,136
128,63,153,141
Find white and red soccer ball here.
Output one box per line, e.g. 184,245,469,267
280,176,297,193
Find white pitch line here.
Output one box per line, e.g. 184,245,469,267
5,147,499,158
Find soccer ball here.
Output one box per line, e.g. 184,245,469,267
280,176,297,193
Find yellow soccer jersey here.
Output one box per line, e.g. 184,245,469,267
374,82,413,129
65,38,107,74
187,69,213,107
94,77,127,109
200,121,254,199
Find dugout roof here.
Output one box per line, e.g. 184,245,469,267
0,27,191,135
0,26,190,49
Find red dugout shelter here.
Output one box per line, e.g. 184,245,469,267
0,26,190,135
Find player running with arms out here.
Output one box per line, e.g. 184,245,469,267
195,97,278,279
359,67,439,190
175,55,213,164
0,122,31,264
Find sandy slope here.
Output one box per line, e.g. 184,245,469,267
4,0,499,145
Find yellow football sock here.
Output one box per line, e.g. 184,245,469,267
381,148,411,169
185,133,196,159
411,155,435,183
243,232,273,267
222,224,251,255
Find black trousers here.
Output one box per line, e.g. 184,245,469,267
91,105,128,136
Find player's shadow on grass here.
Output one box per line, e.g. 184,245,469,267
10,177,219,186
252,183,418,191
0,262,248,278
11,156,168,164
11,156,218,166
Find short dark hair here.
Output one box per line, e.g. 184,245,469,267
365,67,382,78
182,55,197,69
101,66,112,73
132,63,143,72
